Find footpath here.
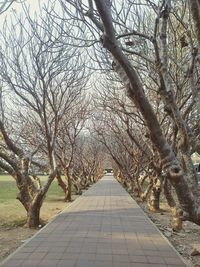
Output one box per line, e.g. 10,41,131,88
1,175,187,267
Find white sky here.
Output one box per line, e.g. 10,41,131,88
0,0,48,26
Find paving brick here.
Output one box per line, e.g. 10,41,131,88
131,264,167,267
43,252,63,260
78,253,96,261
129,255,148,263
113,254,130,262
95,254,112,261
76,260,95,267
147,256,166,264
18,247,35,253
28,252,46,260
56,259,76,267
164,257,187,265
112,249,129,255
113,262,131,267
2,260,24,267
20,259,41,267
60,252,79,260
11,253,30,260
38,259,59,267
94,261,113,267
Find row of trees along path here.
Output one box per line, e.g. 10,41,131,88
0,0,200,231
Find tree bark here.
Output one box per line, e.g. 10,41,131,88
17,185,43,228
164,179,182,231
26,190,45,228
140,180,153,202
27,203,41,228
148,179,161,212
65,167,72,202
56,172,68,201
189,0,200,47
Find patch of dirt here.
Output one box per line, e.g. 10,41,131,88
134,197,200,267
0,225,38,262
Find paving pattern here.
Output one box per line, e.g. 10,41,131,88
1,175,187,267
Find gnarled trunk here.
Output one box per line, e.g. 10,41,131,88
148,178,161,212
16,170,57,228
17,187,43,228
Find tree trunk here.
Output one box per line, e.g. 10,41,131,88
16,174,35,212
73,177,82,195
140,180,153,202
65,167,72,202
26,189,46,228
189,0,200,47
148,179,161,212
164,179,182,231
17,170,57,228
27,203,41,228
17,189,42,228
56,173,68,201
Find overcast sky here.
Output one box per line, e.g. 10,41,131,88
0,0,48,27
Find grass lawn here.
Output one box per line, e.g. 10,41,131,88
0,175,68,227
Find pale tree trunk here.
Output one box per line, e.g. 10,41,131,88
164,179,182,231
148,178,161,212
116,170,123,183
93,0,200,224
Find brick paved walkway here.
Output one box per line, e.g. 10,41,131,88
1,176,187,267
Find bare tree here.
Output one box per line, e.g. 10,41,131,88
0,6,87,227
55,97,89,201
